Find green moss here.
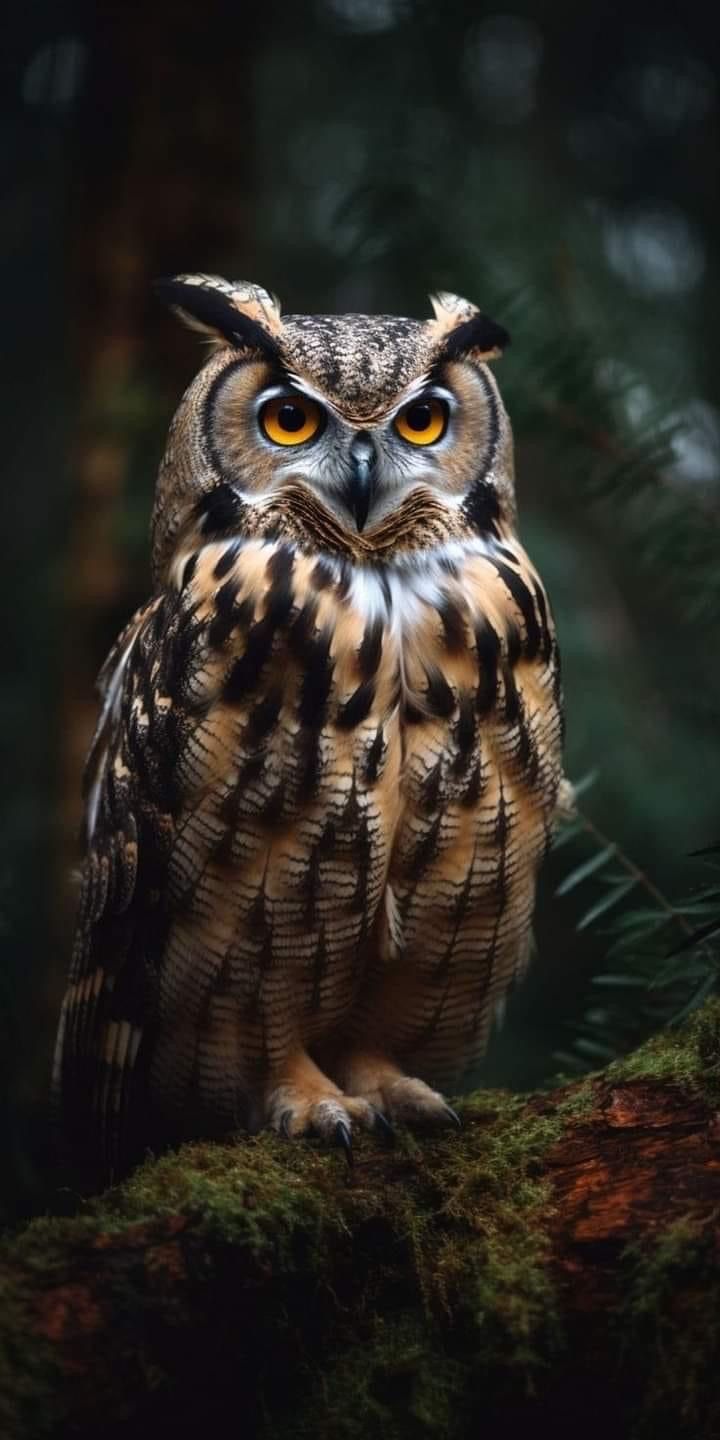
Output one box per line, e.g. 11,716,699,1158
285,1313,469,1440
6,1002,720,1437
552,1077,598,1119
275,1093,564,1438
427,1095,563,1375
97,1133,348,1261
620,1219,720,1440
1,1098,569,1440
605,998,720,1099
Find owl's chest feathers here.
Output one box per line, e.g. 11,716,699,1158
119,528,562,1042
167,532,558,831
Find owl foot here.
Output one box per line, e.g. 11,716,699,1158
267,1078,378,1156
337,1055,460,1130
378,1077,460,1129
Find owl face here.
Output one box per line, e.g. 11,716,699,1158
152,275,515,580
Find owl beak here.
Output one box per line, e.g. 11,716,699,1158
347,433,377,532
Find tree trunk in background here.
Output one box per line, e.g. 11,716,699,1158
57,1,262,944
2,1004,720,1440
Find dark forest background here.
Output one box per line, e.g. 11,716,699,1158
2,0,719,1221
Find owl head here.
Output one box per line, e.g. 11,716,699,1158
151,273,514,584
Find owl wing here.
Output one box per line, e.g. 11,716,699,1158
53,591,192,1180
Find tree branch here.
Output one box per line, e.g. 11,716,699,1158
3,1003,720,1440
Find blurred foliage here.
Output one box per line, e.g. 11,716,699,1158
1,0,719,1220
552,816,720,1072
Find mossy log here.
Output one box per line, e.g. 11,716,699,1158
3,1004,720,1440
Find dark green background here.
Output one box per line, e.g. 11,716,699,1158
2,0,719,1219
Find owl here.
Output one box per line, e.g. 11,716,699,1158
53,273,567,1183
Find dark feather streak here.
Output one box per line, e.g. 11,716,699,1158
181,552,199,589
212,541,242,580
197,483,245,538
475,620,500,714
223,616,277,703
453,691,476,773
425,667,455,718
421,758,443,813
245,687,283,745
463,480,500,535
357,616,384,679
438,595,466,653
489,559,541,661
364,726,385,784
336,680,376,730
503,664,520,725
532,579,553,663
298,627,334,728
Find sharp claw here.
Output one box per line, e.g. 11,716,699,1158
279,1109,293,1139
372,1108,395,1145
335,1120,354,1167
443,1103,462,1128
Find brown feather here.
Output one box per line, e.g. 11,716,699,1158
56,282,567,1180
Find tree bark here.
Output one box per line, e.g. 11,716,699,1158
2,1003,720,1440
57,0,262,922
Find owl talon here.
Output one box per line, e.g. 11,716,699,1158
380,1079,461,1130
342,1064,462,1131
372,1108,395,1145
334,1120,354,1166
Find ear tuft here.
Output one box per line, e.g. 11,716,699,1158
429,291,480,332
441,313,510,361
429,291,510,361
154,274,283,356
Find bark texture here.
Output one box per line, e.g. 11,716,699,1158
2,1002,720,1440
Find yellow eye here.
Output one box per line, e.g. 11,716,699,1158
394,397,448,446
260,395,324,446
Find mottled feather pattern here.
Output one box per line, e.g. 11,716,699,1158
151,540,403,1139
350,537,562,1086
55,594,177,1175
55,277,567,1180
56,528,560,1172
